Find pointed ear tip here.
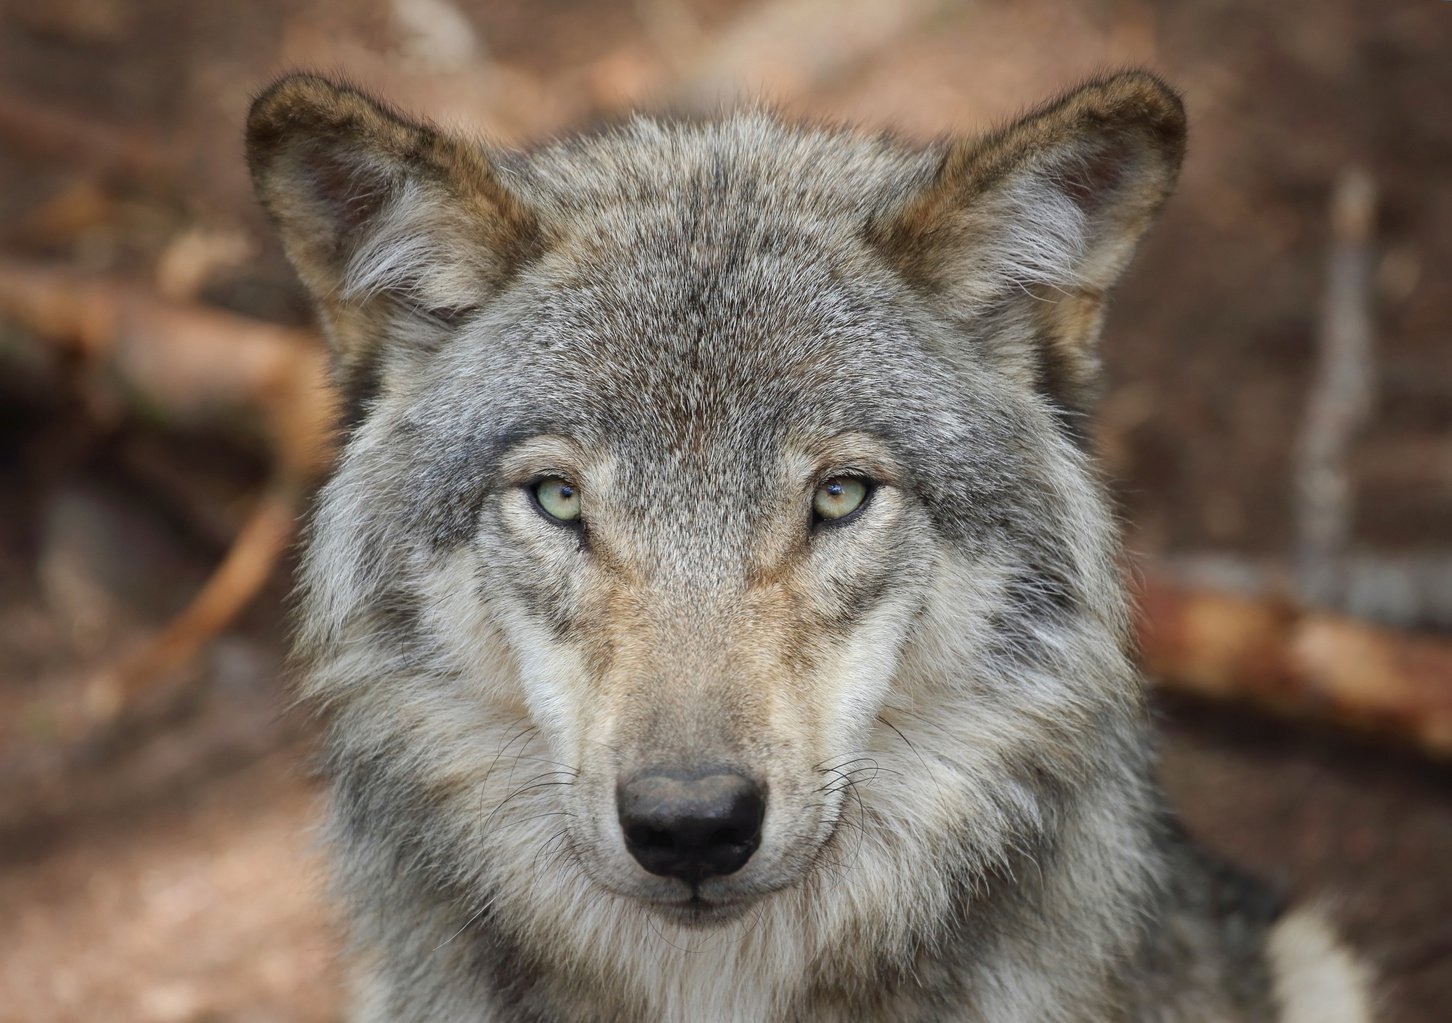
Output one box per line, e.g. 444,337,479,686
1082,70,1187,148
250,72,341,123
246,73,385,161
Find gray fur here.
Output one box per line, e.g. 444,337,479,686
247,72,1374,1022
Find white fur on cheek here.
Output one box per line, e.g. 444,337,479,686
815,587,918,756
417,544,589,748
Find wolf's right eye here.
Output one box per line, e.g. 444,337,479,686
812,476,871,525
531,477,582,524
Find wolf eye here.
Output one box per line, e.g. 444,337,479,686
812,477,871,524
532,476,581,524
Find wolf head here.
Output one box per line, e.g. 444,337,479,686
250,71,1183,978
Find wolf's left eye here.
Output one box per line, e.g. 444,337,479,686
812,477,871,524
532,476,582,524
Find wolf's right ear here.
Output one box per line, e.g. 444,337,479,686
872,71,1185,415
246,74,544,403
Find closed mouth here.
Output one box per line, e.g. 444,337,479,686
649,892,755,927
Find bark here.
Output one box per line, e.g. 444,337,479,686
1138,571,1452,757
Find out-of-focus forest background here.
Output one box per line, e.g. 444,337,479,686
0,1,1448,1019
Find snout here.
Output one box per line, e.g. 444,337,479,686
617,769,766,885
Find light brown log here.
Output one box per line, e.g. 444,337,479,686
1137,572,1452,756
0,260,330,720
0,258,334,477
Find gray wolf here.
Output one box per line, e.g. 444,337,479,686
247,69,1374,1021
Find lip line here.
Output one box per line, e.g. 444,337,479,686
637,890,749,911
633,874,797,911
649,894,754,923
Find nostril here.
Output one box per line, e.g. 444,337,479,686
627,825,675,852
617,769,766,884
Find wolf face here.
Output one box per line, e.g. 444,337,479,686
251,74,1197,1019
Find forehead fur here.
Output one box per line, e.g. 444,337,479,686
373,116,983,503
482,112,949,414
514,112,938,225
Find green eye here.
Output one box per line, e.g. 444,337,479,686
533,476,581,523
812,477,870,522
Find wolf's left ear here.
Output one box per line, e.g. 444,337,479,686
246,74,544,409
872,71,1186,412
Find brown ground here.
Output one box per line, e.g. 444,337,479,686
1,0,1449,1020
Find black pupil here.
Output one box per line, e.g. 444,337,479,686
826,482,844,497
557,484,574,500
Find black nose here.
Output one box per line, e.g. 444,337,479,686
617,770,766,884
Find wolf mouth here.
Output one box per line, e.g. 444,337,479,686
647,893,757,928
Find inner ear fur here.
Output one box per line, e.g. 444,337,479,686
872,70,1186,412
246,74,544,410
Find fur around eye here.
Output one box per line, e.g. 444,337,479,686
532,476,582,524
812,477,872,524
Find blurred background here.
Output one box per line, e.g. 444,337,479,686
0,1,1448,1019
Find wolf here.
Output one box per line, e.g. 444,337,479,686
247,70,1374,1022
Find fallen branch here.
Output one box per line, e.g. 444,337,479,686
1137,571,1452,757
0,259,332,721
84,484,301,722
0,258,333,477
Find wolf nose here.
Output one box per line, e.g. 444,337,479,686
617,770,766,884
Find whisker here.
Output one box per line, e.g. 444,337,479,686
432,893,497,953
531,826,573,872
504,728,542,788
815,753,878,774
478,770,577,832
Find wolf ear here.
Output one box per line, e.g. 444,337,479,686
246,74,543,408
873,71,1185,413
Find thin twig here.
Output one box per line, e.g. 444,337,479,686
84,484,300,721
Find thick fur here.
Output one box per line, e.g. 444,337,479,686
248,72,1374,1022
